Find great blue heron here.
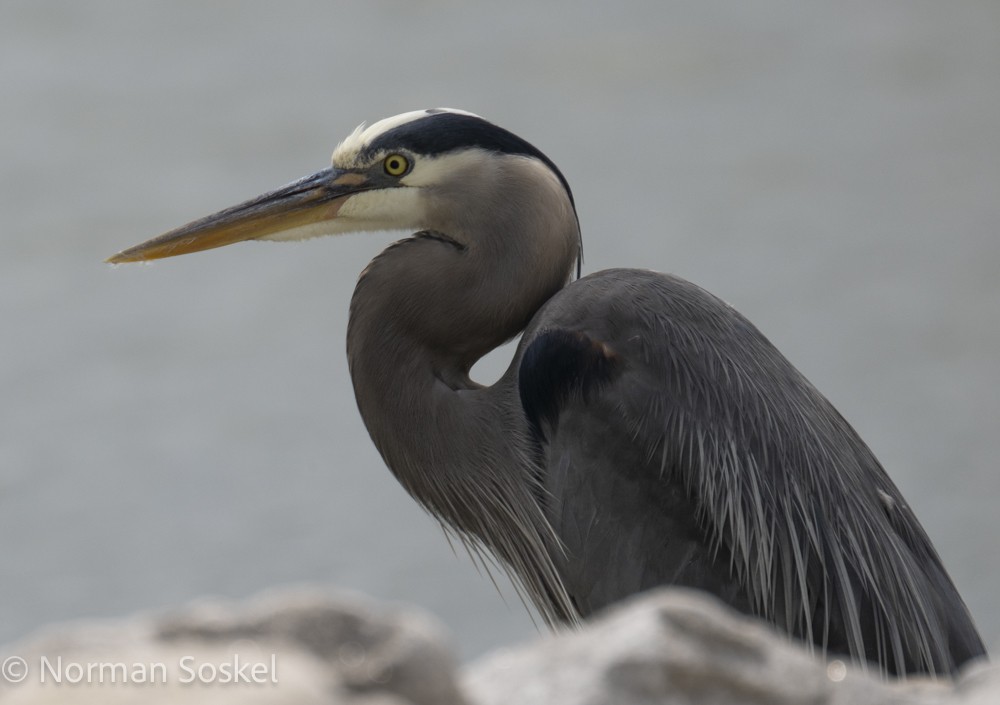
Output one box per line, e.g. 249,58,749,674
109,108,986,677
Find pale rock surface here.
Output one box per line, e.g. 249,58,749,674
0,586,996,705
0,587,465,705
465,589,996,705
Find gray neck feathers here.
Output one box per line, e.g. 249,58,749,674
345,154,580,623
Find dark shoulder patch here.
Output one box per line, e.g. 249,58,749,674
519,329,619,440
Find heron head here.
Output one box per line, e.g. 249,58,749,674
106,108,577,264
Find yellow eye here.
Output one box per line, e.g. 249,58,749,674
383,153,410,176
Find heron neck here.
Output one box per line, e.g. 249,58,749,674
345,238,534,494
345,235,578,623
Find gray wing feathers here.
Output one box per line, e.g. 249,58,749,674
524,269,984,675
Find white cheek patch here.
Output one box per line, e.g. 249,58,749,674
401,149,489,187
336,188,428,232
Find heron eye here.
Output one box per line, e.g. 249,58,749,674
383,154,410,177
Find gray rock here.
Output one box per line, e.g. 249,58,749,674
0,586,995,704
0,586,466,705
464,589,996,705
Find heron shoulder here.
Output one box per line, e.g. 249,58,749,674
516,267,986,674
518,328,620,441
520,268,778,383
517,268,750,444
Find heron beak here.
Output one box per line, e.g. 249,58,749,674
106,167,372,263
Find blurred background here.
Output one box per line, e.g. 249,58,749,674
1,0,997,660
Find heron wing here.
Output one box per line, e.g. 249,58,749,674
517,268,985,675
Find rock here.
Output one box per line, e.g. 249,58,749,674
0,586,995,704
0,587,466,705
464,589,996,705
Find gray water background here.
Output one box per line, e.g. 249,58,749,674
2,1,998,659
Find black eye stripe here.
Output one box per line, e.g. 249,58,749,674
364,112,574,209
